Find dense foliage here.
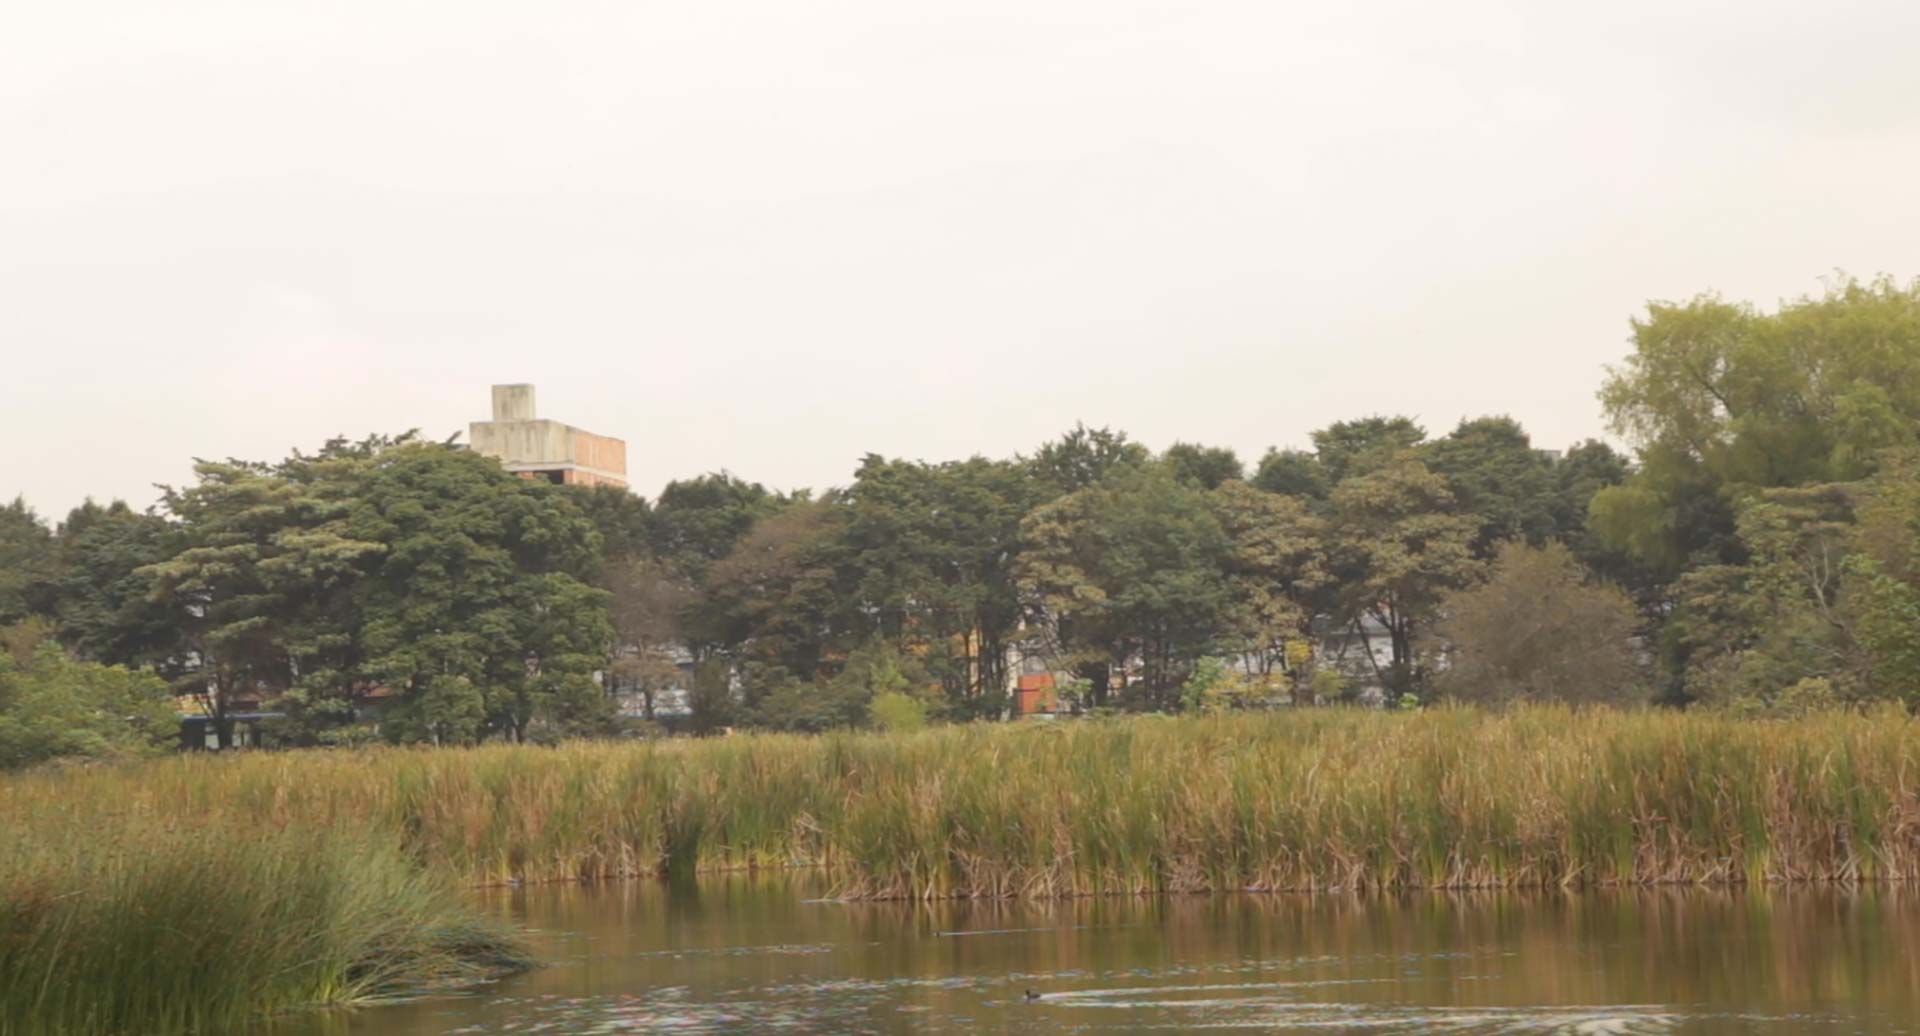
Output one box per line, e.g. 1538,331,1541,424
0,633,174,770
6,275,1920,753
1591,276,1920,707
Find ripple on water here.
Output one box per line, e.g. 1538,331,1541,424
444,979,1782,1036
447,994,1736,1036
376,884,1896,1036
620,943,842,960
1016,984,1688,1033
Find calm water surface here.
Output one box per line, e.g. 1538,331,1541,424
258,879,1920,1034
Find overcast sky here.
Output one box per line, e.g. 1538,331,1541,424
5,1,1919,517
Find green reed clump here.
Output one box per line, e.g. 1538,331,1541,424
0,811,531,1036
5,706,1920,903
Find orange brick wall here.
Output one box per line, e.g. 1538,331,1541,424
1014,673,1057,715
561,468,627,488
572,430,627,479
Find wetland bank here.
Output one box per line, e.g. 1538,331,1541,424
8,709,1920,1034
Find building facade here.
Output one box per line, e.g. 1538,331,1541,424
468,384,628,488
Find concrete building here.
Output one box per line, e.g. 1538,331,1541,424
468,384,628,489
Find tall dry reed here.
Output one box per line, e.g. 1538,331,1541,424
6,707,1918,902
0,811,530,1036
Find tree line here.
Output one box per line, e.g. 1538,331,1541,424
6,274,1920,763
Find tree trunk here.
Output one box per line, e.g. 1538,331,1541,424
1085,661,1110,708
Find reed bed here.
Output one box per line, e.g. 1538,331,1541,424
6,707,1920,904
0,813,531,1036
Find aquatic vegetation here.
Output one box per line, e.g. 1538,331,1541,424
0,813,531,1036
4,707,1920,904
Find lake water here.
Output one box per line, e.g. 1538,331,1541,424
256,878,1920,1034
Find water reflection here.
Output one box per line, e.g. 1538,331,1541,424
251,879,1920,1034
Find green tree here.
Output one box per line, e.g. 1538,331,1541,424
1594,276,1920,572
1161,442,1244,490
744,664,870,732
1433,542,1642,705
50,501,178,668
838,455,1039,713
142,454,384,747
0,498,58,627
686,657,736,733
1662,484,1863,710
650,473,786,659
750,638,934,732
1831,456,1920,709
650,473,782,583
1327,452,1480,695
1207,481,1328,693
346,443,612,742
1029,424,1150,494
0,637,176,770
1587,458,1742,579
700,499,846,679
1541,440,1647,594
517,574,622,739
1311,416,1426,484
1250,449,1330,502
401,674,487,746
1548,440,1632,542
1017,466,1232,708
563,484,653,563
868,689,929,731
1423,416,1558,555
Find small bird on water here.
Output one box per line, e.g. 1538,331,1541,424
1024,990,1042,1002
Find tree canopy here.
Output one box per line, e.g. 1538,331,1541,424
1594,276,1920,573
10,273,1920,745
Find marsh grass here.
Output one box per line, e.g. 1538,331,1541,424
6,707,1920,906
0,812,531,1036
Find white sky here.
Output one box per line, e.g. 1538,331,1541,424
4,0,1919,517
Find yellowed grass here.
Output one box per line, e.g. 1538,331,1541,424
7,706,1919,900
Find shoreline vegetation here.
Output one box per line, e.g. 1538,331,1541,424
6,707,1920,1034
0,817,532,1036
9,708,1920,899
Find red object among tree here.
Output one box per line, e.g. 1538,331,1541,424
1013,673,1056,716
